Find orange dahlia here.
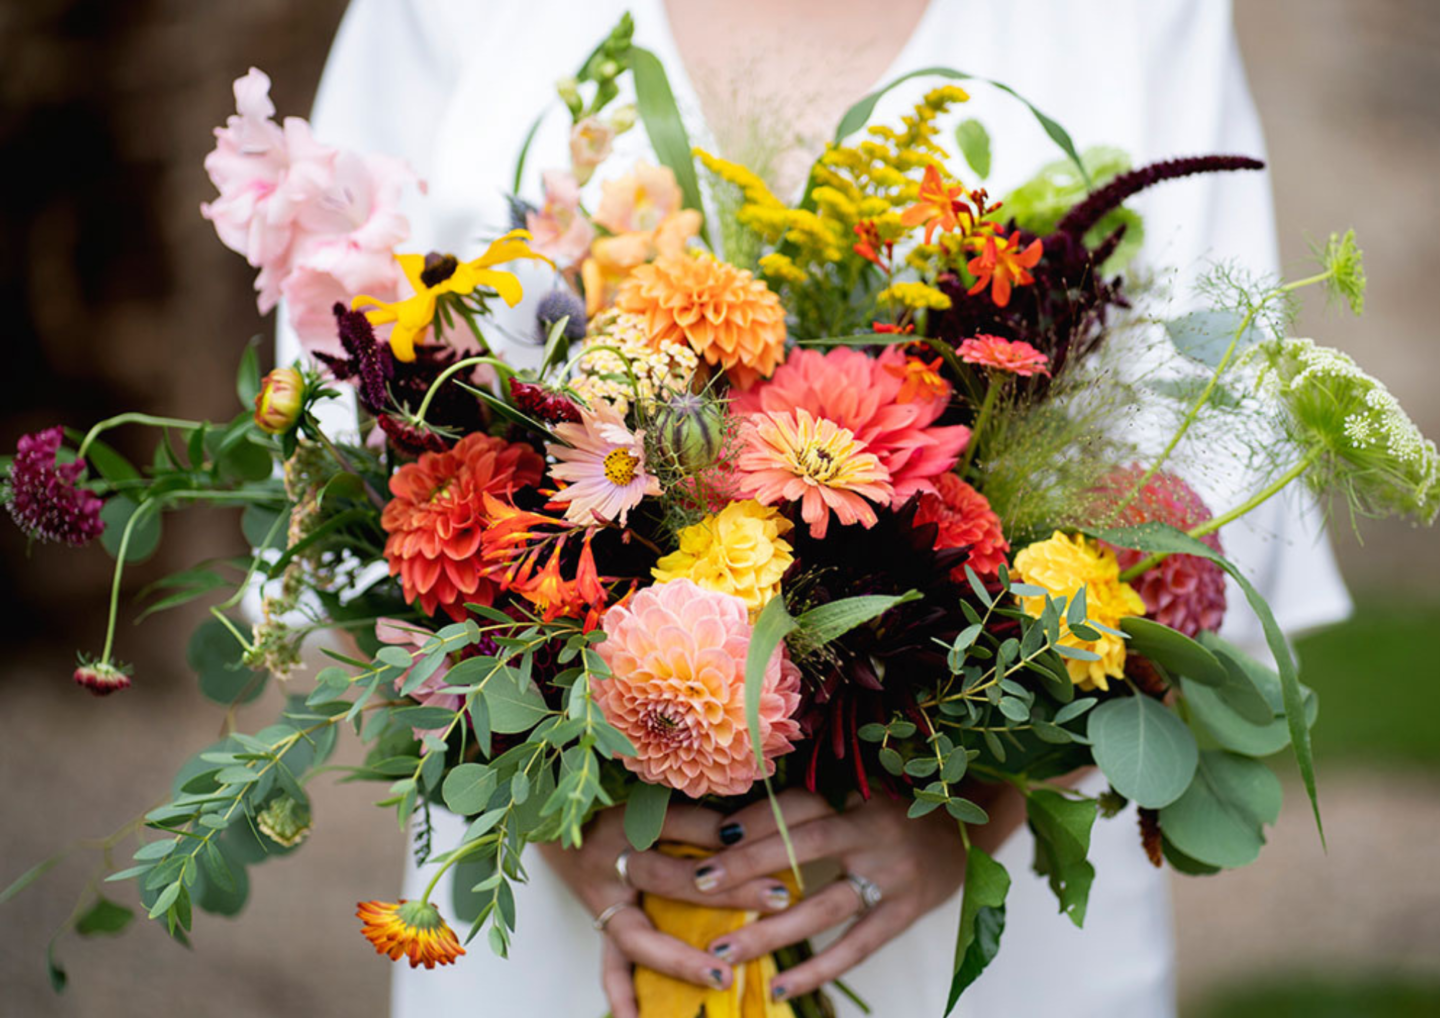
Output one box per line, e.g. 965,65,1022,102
594,579,802,798
357,899,465,969
382,433,544,620
913,473,1010,577
615,254,786,389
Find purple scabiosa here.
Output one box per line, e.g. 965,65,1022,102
4,427,106,546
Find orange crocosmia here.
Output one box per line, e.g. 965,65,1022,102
900,164,966,244
884,354,949,404
872,322,914,335
966,231,1044,308
853,219,887,267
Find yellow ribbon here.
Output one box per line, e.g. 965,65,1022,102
634,845,799,1018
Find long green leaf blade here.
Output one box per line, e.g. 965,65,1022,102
629,46,708,246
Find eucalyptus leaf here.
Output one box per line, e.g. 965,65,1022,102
1120,616,1227,688
484,668,549,734
623,781,671,852
1087,694,1198,809
1158,750,1283,868
1164,309,1262,368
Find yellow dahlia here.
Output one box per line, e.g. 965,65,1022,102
357,899,465,969
616,254,787,390
652,500,794,613
1011,531,1145,692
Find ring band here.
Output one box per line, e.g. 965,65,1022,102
845,873,884,915
592,901,634,932
615,848,633,888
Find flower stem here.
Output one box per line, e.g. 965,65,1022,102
76,413,205,461
99,500,158,663
1118,446,1323,581
414,356,514,425
958,374,1000,478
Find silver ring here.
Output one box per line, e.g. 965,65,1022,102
614,848,633,888
592,901,635,932
845,873,884,915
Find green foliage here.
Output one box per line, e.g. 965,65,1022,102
1026,789,1097,927
1087,694,1198,808
1004,146,1143,273
187,617,266,705
955,118,991,179
629,46,707,245
99,497,162,562
1158,750,1283,868
946,847,1010,1013
1120,616,1227,687
1165,309,1263,368
623,781,671,852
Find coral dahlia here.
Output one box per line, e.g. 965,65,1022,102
615,254,787,389
913,473,1010,577
593,580,801,798
382,433,544,621
732,346,969,502
1094,466,1228,637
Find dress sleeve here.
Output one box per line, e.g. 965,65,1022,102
1134,0,1352,650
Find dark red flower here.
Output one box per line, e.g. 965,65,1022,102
509,379,582,424
4,427,105,546
74,660,132,696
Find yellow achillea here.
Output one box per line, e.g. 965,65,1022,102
877,280,953,311
1011,531,1146,692
757,252,806,285
652,499,794,613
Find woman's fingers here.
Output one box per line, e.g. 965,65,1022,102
706,879,860,965
658,804,727,849
605,906,733,992
716,789,835,847
696,815,863,894
626,846,794,911
766,905,907,1003
601,937,638,1018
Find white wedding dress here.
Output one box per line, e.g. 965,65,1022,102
282,2,1353,1014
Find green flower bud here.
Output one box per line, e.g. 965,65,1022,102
257,794,312,848
555,76,582,117
253,367,305,435
608,103,638,135
654,392,726,472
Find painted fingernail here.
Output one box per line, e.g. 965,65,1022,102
710,942,733,960
763,885,791,910
772,984,789,1002
694,864,721,892
708,968,727,989
719,821,745,845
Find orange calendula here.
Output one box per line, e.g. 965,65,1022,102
899,164,966,244
357,899,466,969
353,229,551,362
966,231,1044,308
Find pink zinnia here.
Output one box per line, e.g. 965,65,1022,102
958,334,1051,377
594,580,802,798
731,347,969,503
547,403,661,527
1096,466,1227,638
913,473,1010,577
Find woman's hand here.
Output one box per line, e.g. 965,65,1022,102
683,784,1028,1003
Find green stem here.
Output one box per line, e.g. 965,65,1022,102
1118,446,1323,581
99,501,157,663
958,374,1000,478
208,606,254,654
414,356,514,425
77,414,204,461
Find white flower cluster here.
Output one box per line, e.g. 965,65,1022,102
569,310,699,414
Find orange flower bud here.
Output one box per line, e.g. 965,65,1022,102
253,367,304,434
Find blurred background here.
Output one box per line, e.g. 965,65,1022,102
1,1,1437,1015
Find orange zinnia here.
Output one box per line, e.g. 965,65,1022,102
966,231,1044,308
357,899,465,969
900,164,966,244
382,433,544,621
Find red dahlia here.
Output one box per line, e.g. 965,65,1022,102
913,473,1010,577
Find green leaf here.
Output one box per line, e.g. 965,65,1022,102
1195,631,1287,726
80,436,140,484
1087,694,1198,809
147,880,182,919
1026,790,1097,927
1164,309,1261,368
391,706,459,731
0,852,66,905
483,668,549,734
1158,750,1283,868
1183,636,1317,756
1091,523,1321,840
623,782,671,852
945,847,1010,1014
1120,616,1227,687
629,47,708,246
47,939,67,993
443,763,498,816
834,68,1089,187
954,118,991,179
236,343,261,409
100,496,162,562
187,618,266,705
793,591,921,645
745,596,797,768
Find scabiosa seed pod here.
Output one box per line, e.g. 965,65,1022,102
73,659,132,696
257,794,312,848
254,367,306,434
4,427,106,546
534,288,587,346
654,391,725,472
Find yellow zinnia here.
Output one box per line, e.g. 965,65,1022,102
652,500,794,613
352,229,550,362
1011,531,1145,691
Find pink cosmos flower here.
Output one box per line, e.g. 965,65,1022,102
526,170,596,270
594,579,802,798
957,334,1051,377
546,402,661,527
732,346,969,503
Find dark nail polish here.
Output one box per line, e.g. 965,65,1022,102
763,885,791,910
694,864,721,891
711,942,733,960
772,984,788,1002
709,968,727,989
719,821,745,845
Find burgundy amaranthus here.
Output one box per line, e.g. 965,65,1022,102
4,427,106,546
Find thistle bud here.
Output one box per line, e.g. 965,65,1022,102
74,659,132,696
654,392,726,472
254,367,305,435
257,793,312,848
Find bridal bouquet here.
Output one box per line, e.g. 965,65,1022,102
6,14,1437,1016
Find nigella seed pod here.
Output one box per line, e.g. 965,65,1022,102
254,367,305,435
654,392,725,472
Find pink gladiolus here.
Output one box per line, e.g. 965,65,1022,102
526,170,596,270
